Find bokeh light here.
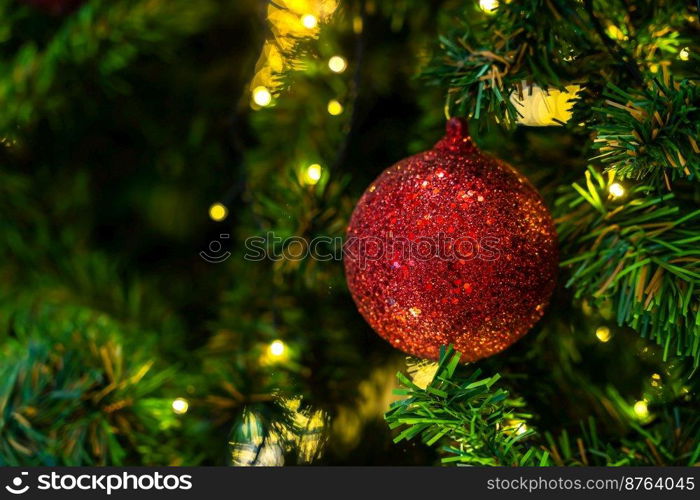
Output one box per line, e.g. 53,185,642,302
209,203,228,221
479,0,499,13
595,326,611,343
269,340,286,357
301,14,318,29
252,86,272,107
608,183,625,198
327,99,343,115
303,164,323,185
633,400,649,419
172,398,189,415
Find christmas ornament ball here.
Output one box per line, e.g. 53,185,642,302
344,118,558,362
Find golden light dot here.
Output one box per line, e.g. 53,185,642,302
172,398,189,415
328,55,347,73
595,326,611,343
209,203,228,221
252,86,272,107
479,0,499,13
608,182,625,198
409,307,422,317
303,163,323,185
679,47,690,61
301,14,318,29
500,418,528,436
633,400,649,418
651,373,661,381
269,340,286,357
327,99,343,115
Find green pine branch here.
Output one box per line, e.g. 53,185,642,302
591,77,700,186
555,167,700,366
0,299,180,466
386,346,540,466
0,0,215,136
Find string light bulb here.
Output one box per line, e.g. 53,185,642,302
172,398,189,415
679,47,690,61
608,182,625,198
595,326,611,343
209,203,228,222
327,99,343,115
269,340,286,357
328,56,347,73
301,14,318,29
479,0,499,13
252,86,272,107
633,400,649,419
303,163,323,185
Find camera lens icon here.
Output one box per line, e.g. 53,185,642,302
5,472,29,495
200,234,232,264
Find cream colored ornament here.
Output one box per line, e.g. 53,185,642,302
510,83,581,126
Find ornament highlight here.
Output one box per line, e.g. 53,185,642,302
344,118,558,361
510,83,580,126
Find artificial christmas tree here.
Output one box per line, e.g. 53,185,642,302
0,0,698,468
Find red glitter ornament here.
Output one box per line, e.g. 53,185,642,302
344,118,558,362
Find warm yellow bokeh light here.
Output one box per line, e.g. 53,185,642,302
608,182,625,198
606,25,625,40
209,203,228,221
479,0,499,13
328,55,347,73
633,400,649,419
172,398,189,415
353,15,363,34
327,99,343,115
595,326,611,343
303,163,323,185
301,14,318,29
500,418,528,436
679,47,690,61
269,340,286,357
252,86,272,107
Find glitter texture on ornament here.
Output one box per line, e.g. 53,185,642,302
344,118,558,361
